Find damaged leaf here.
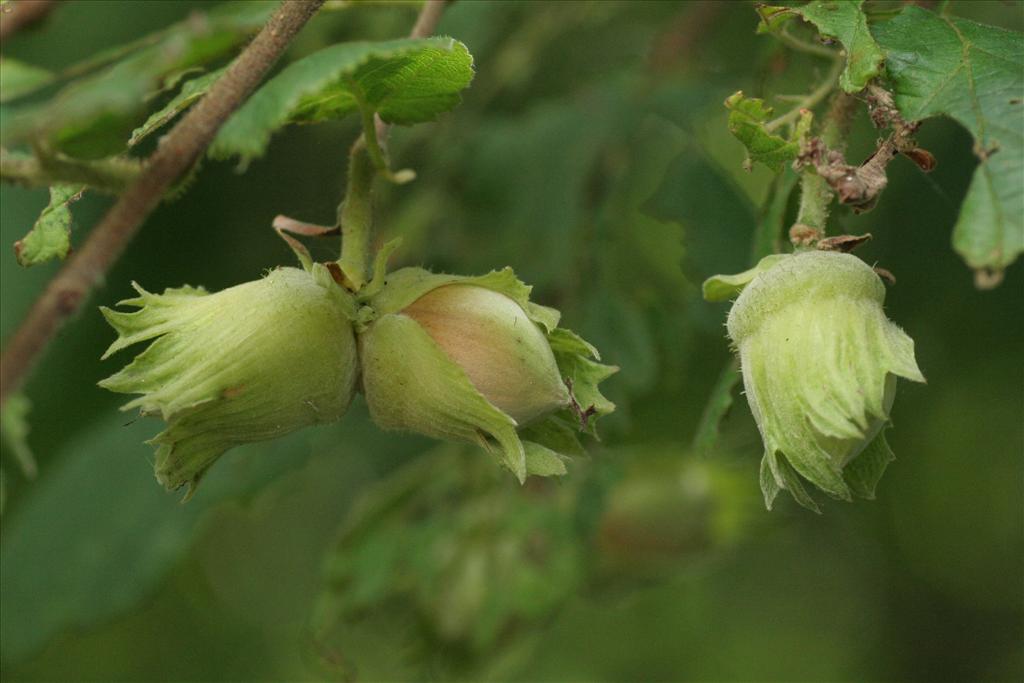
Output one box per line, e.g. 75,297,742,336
873,6,1024,286
724,91,812,171
14,185,84,267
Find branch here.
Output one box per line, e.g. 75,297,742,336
0,0,325,408
0,0,57,42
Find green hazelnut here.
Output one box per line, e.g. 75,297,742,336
726,250,925,511
100,266,358,496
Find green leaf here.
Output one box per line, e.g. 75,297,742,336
702,254,788,302
873,6,1024,284
318,446,583,653
0,393,37,480
755,4,798,35
128,67,225,146
0,58,55,104
1,1,274,157
691,359,740,457
755,2,883,93
212,38,474,164
0,409,345,663
13,184,84,267
844,429,894,499
797,1,885,92
724,91,808,171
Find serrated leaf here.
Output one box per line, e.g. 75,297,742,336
0,393,37,480
755,2,883,93
702,254,788,302
1,1,274,157
797,1,884,92
13,184,84,267
0,58,55,104
128,67,225,146
724,91,801,171
212,37,474,164
873,6,1024,284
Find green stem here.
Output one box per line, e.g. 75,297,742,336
358,100,390,175
794,91,858,235
1,149,141,194
777,26,838,60
764,57,843,134
338,141,375,290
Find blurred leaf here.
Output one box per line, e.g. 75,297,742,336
691,359,740,457
212,38,474,164
645,145,758,281
0,58,55,103
724,91,810,171
128,67,225,147
1,393,37,480
0,411,327,664
317,445,583,655
790,1,884,92
1,1,274,157
872,6,1024,283
13,184,84,267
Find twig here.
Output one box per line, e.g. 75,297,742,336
1,148,141,193
0,0,325,408
764,57,842,133
777,25,837,60
0,0,57,42
793,92,858,235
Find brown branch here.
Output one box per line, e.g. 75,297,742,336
0,0,57,42
0,0,325,408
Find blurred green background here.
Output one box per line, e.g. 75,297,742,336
1,1,1022,681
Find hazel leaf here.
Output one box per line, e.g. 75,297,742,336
212,38,474,164
797,1,884,92
724,92,806,171
755,2,884,93
128,67,226,146
872,6,1024,286
13,184,84,267
1,1,274,158
0,58,55,104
